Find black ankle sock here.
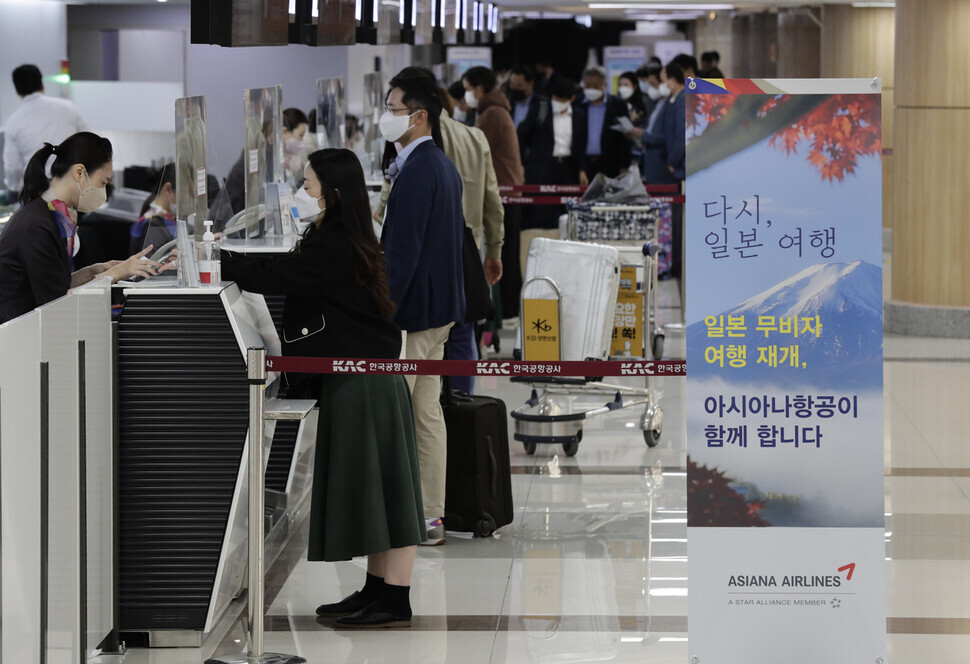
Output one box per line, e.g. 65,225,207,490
361,572,385,601
381,582,412,619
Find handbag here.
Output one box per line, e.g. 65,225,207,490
461,225,495,323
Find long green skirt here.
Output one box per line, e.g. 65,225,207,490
307,374,426,562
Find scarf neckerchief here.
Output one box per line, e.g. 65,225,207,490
46,198,78,272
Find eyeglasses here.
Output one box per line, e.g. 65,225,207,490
385,105,424,116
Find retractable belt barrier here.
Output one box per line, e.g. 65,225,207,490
265,356,687,377
498,184,681,194
502,194,686,205
498,183,686,206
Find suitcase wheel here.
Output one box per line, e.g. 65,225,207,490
643,426,661,447
523,441,537,455
562,441,579,457
652,333,665,361
475,513,497,538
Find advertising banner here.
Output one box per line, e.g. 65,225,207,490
446,47,492,76
685,78,885,663
603,46,647,93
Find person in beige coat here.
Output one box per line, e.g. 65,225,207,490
463,66,525,319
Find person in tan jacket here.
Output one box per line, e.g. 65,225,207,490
463,66,525,319
374,67,505,394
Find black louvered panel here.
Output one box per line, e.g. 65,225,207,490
117,294,248,631
264,294,285,338
266,421,300,493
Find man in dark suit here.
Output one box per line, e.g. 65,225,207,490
627,62,686,276
381,75,465,546
509,66,555,185
510,65,558,230
572,66,632,186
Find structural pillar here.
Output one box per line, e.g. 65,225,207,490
821,5,895,233
887,0,970,335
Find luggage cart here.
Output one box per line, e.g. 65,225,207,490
511,243,664,457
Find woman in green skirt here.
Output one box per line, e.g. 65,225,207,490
221,148,425,629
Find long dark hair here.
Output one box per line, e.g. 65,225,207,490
20,131,113,206
619,71,646,115
139,162,176,216
300,149,395,317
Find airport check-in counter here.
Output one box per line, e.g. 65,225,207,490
114,256,316,645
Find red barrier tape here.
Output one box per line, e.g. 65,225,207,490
265,356,686,377
498,184,680,194
501,195,686,206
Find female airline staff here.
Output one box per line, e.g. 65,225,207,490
0,131,162,323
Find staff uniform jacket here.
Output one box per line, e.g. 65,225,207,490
572,94,633,179
220,221,402,360
640,88,686,183
0,197,72,323
376,115,505,259
381,139,465,333
474,89,525,186
515,93,558,185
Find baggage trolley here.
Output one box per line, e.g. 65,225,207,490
511,242,664,457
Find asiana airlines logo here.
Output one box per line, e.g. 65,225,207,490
728,562,855,588
726,563,856,607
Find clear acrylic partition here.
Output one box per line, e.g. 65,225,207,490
174,96,209,240
361,72,385,181
316,0,356,45
243,85,284,238
316,78,347,150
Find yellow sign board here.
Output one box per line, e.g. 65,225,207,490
618,265,637,294
612,290,643,357
522,298,560,360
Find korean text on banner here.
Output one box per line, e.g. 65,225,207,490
684,78,885,664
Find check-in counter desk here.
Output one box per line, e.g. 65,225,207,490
115,273,316,644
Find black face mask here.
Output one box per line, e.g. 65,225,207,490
510,88,527,102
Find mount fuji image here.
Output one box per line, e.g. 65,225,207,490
687,261,883,388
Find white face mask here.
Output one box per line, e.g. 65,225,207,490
659,82,671,97
464,90,479,109
452,106,467,123
293,186,325,219
77,171,107,213
551,100,571,114
583,88,604,102
379,110,416,143
617,85,635,100
645,85,663,101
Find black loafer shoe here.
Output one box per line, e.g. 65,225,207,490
315,591,375,617
333,601,411,629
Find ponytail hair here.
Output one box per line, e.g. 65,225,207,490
139,162,176,217
19,131,113,206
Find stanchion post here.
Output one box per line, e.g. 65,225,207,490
247,347,267,658
206,348,305,664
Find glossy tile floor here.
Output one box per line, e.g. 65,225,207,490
103,253,970,663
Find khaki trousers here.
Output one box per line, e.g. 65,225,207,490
404,323,453,519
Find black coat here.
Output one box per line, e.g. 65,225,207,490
516,93,556,184
572,95,633,179
221,221,402,361
0,196,72,323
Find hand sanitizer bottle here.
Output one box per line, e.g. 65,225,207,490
197,219,220,285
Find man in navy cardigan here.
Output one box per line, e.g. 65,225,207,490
381,75,465,546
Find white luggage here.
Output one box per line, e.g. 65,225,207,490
517,238,620,361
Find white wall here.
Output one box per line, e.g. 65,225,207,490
0,0,68,126
119,29,187,83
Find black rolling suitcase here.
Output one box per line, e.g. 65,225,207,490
441,388,514,537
